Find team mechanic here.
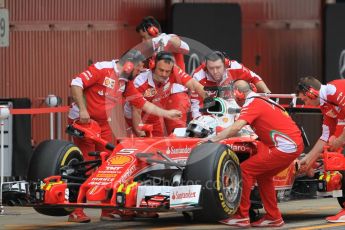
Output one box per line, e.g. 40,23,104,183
210,80,304,228
134,16,191,134
67,49,182,223
190,51,271,119
296,76,345,222
125,51,208,137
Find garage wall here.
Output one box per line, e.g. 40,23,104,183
178,0,323,93
1,0,325,147
172,0,324,150
0,0,166,142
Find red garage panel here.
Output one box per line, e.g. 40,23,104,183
0,0,166,143
179,0,322,93
1,0,324,145
174,0,323,148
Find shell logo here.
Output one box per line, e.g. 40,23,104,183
107,155,133,166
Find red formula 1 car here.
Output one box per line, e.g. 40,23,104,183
20,94,345,222
23,95,269,222
26,119,246,221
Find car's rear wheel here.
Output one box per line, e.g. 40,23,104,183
182,143,242,221
28,140,84,216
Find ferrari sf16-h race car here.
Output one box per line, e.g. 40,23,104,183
26,97,247,222
9,89,345,222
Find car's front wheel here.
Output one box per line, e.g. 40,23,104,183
28,140,84,216
182,143,242,221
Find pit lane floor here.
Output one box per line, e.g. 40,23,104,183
1,198,345,230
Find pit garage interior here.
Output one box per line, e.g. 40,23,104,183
1,0,345,217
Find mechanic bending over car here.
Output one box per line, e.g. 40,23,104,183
295,76,345,223
209,80,304,228
67,49,182,223
190,50,271,119
132,16,191,134
124,51,208,137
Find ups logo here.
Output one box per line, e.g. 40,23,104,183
107,155,133,166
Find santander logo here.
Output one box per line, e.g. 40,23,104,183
171,190,196,200
166,146,192,155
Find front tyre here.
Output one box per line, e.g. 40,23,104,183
183,143,242,221
28,140,83,216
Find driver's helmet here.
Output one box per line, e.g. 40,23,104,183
186,115,219,138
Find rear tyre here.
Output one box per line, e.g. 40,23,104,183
28,140,83,216
183,143,242,221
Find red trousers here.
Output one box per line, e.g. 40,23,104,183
69,119,114,162
164,92,191,134
237,144,303,219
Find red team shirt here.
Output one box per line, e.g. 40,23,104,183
68,60,146,121
319,80,345,142
238,92,302,153
191,60,263,118
123,66,192,119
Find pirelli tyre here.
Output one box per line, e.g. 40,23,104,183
27,140,84,216
183,142,242,221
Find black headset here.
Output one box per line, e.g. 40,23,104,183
205,51,226,63
297,81,338,106
149,51,175,70
297,82,319,100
